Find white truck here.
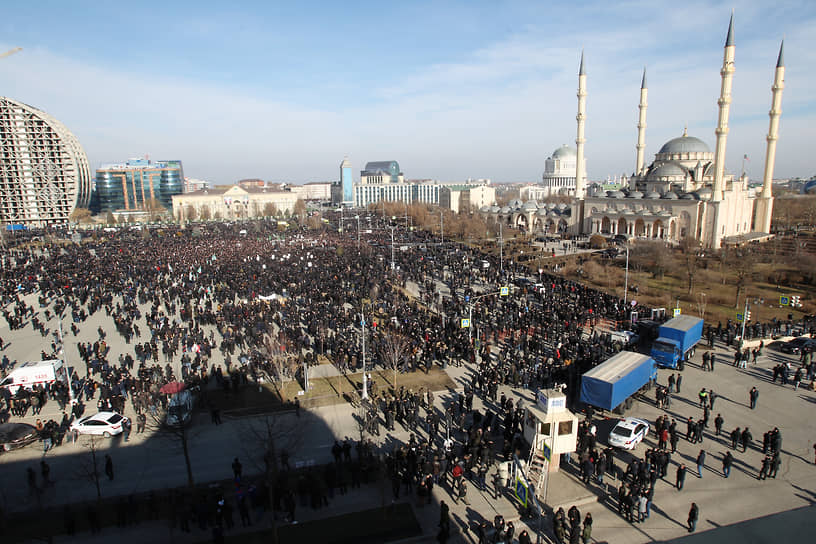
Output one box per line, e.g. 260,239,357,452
0,359,67,394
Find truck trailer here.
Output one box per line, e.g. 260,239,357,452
650,315,704,370
580,352,657,413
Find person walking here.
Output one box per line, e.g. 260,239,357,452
714,413,724,436
232,458,242,480
731,427,741,450
741,427,753,453
676,464,687,491
749,387,759,409
696,450,706,478
688,502,699,532
722,451,733,478
581,513,593,543
676,374,683,394
105,455,114,481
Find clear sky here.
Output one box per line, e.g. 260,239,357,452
1,0,813,185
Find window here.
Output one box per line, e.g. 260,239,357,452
540,422,551,435
558,420,573,436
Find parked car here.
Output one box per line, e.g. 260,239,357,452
779,336,816,354
609,330,640,348
607,417,650,450
70,411,129,437
0,423,38,451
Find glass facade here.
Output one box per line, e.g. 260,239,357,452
95,159,184,213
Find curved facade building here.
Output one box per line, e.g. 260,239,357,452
95,158,184,213
0,96,92,225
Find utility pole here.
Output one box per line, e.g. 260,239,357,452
623,243,630,307
499,222,504,274
440,211,444,246
740,298,750,347
355,215,360,249
57,313,77,406
360,308,368,400
390,225,396,271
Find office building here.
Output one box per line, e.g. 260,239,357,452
0,96,92,226
95,158,184,213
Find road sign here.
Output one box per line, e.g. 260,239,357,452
779,296,790,306
673,308,681,317
541,442,551,462
460,318,470,328
500,286,509,296
736,313,744,322
515,477,528,507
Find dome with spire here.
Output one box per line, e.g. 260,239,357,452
658,133,710,155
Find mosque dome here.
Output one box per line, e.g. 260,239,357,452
626,191,644,199
522,200,539,211
489,206,501,213
648,162,687,179
500,206,512,214
551,145,577,159
662,192,679,200
509,199,523,208
479,206,490,213
607,190,625,199
644,191,661,199
658,134,711,155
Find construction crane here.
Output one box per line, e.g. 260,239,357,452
0,47,22,59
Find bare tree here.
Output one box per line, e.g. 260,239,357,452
378,331,410,391
70,207,93,224
74,435,103,501
679,237,702,295
727,246,756,308
199,205,212,221
146,409,200,488
236,413,307,544
185,205,197,221
143,197,166,222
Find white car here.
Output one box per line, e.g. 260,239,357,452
70,411,129,438
608,417,650,450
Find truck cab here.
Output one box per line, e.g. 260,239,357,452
651,338,683,370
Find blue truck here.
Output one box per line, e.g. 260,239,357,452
580,352,658,414
649,315,704,370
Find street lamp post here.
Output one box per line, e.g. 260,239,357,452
390,226,396,271
623,243,630,307
499,222,504,274
57,312,77,406
440,211,444,246
354,215,360,249
360,307,369,400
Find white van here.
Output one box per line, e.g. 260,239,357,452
166,390,194,426
0,359,66,394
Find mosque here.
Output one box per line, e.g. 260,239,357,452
484,15,785,249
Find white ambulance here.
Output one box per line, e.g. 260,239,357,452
0,359,67,394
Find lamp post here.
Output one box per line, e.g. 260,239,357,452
623,243,630,307
440,211,444,246
57,312,77,406
499,222,504,274
360,305,369,400
354,215,360,249
390,225,396,271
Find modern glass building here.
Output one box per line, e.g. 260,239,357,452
0,96,92,226
95,158,184,213
340,157,353,204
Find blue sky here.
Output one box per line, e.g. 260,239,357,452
1,0,814,184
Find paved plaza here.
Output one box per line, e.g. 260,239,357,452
0,243,815,543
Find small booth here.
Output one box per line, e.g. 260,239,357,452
523,388,579,473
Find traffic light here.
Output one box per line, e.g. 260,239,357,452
745,309,751,322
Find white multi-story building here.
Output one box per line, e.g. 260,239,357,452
0,96,92,226
354,160,490,209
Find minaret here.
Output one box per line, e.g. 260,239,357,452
756,41,785,233
635,67,648,176
712,14,736,202
574,50,587,200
